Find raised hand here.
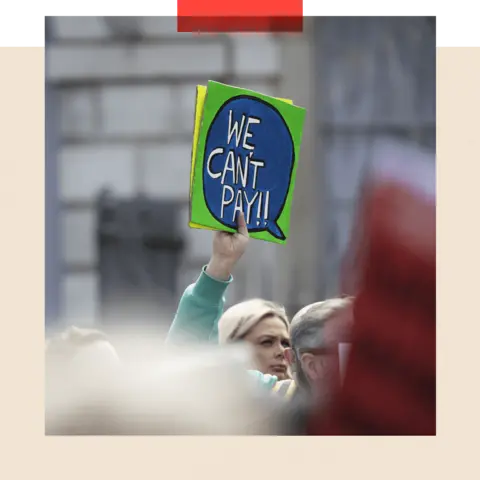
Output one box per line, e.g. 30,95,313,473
205,212,249,281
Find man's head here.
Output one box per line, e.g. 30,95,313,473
285,297,353,394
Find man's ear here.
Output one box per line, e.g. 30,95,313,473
284,348,295,367
300,353,323,382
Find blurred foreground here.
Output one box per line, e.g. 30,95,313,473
45,148,435,436
46,337,286,435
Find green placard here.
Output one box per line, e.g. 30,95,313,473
190,81,306,244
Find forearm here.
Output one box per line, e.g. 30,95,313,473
166,265,233,345
205,255,237,282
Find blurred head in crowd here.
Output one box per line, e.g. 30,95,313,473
285,297,353,398
46,341,282,435
45,326,120,389
218,299,291,380
46,326,120,364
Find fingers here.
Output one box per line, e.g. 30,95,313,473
236,212,249,237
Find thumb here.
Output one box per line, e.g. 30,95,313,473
236,212,249,237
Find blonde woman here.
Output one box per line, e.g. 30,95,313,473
167,213,291,382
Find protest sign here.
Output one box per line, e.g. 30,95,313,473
189,81,306,244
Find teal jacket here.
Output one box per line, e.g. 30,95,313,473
166,266,278,390
166,266,231,345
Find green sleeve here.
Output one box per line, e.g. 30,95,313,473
165,266,232,345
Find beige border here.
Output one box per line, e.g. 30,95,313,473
0,47,45,473
1,44,477,477
436,47,479,444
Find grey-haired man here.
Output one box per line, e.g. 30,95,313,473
270,297,353,434
274,297,353,404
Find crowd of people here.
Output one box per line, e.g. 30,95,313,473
45,154,436,435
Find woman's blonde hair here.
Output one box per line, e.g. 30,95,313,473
218,298,289,344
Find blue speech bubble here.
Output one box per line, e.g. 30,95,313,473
203,96,295,240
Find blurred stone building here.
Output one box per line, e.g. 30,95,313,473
45,17,435,328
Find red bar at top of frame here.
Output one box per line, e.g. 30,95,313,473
177,0,303,33
177,16,303,34
177,0,303,18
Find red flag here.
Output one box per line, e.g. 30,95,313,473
310,152,436,435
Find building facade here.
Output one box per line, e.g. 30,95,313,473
45,17,435,328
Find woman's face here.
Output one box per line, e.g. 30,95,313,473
242,315,291,380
